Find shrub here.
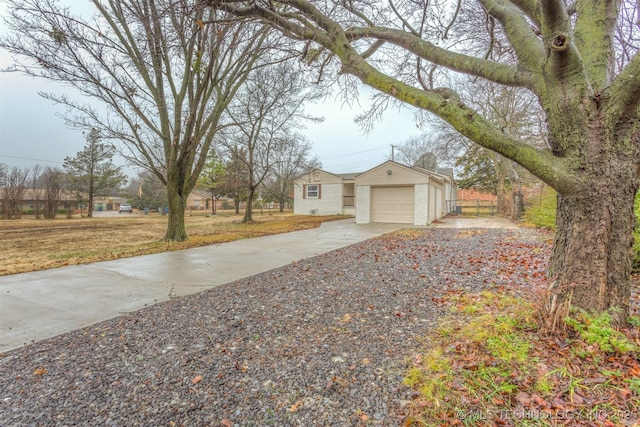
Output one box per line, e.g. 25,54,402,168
523,186,557,229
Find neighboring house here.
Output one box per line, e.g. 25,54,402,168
293,160,457,225
93,196,128,211
0,188,82,211
186,189,212,210
186,189,237,211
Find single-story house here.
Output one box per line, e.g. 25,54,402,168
293,169,357,216
93,196,128,212
1,188,83,211
293,160,457,225
186,189,240,211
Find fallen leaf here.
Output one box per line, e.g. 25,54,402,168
220,419,232,427
620,388,632,398
412,354,422,366
33,367,47,377
192,375,203,385
340,313,352,323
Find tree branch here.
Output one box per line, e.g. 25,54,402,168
214,0,532,87
572,0,620,90
388,0,419,36
509,0,541,25
535,3,592,99
360,39,385,59
607,52,640,128
477,0,545,71
333,50,576,191
346,26,533,87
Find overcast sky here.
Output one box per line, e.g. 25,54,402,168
0,4,422,179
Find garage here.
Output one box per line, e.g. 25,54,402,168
370,186,414,223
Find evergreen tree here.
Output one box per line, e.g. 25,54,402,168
63,129,126,217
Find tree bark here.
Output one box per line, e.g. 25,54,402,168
87,179,94,218
545,130,639,325
511,191,523,221
243,187,255,223
164,176,188,242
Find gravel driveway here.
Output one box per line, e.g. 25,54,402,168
0,227,565,426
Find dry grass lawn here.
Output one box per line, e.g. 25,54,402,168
0,211,346,276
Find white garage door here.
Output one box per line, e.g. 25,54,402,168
370,186,414,223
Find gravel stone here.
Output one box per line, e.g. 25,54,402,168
1,228,637,426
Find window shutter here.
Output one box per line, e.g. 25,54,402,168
303,185,306,199
318,184,321,199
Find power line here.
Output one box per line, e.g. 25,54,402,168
0,153,63,164
318,144,388,159
322,156,389,172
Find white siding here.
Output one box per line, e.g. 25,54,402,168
355,185,370,223
428,184,437,223
414,183,429,226
293,183,343,215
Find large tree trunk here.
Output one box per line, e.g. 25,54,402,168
546,130,639,326
243,187,255,223
164,178,188,242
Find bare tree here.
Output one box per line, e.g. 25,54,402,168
1,166,29,219
213,0,640,321
392,134,447,170
1,0,278,240
221,62,322,223
264,133,320,212
0,164,6,219
42,166,64,219
30,165,42,219
445,81,546,215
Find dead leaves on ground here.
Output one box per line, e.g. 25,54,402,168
403,291,640,426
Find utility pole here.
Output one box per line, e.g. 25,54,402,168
391,144,396,161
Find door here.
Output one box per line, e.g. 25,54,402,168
370,186,414,223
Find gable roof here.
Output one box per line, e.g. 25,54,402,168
294,168,348,182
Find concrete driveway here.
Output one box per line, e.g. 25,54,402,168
0,215,516,353
0,219,406,352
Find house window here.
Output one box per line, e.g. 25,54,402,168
305,184,320,199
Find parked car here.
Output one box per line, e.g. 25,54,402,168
119,203,133,213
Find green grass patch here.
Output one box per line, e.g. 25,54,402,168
564,308,639,354
402,292,640,426
523,186,557,229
